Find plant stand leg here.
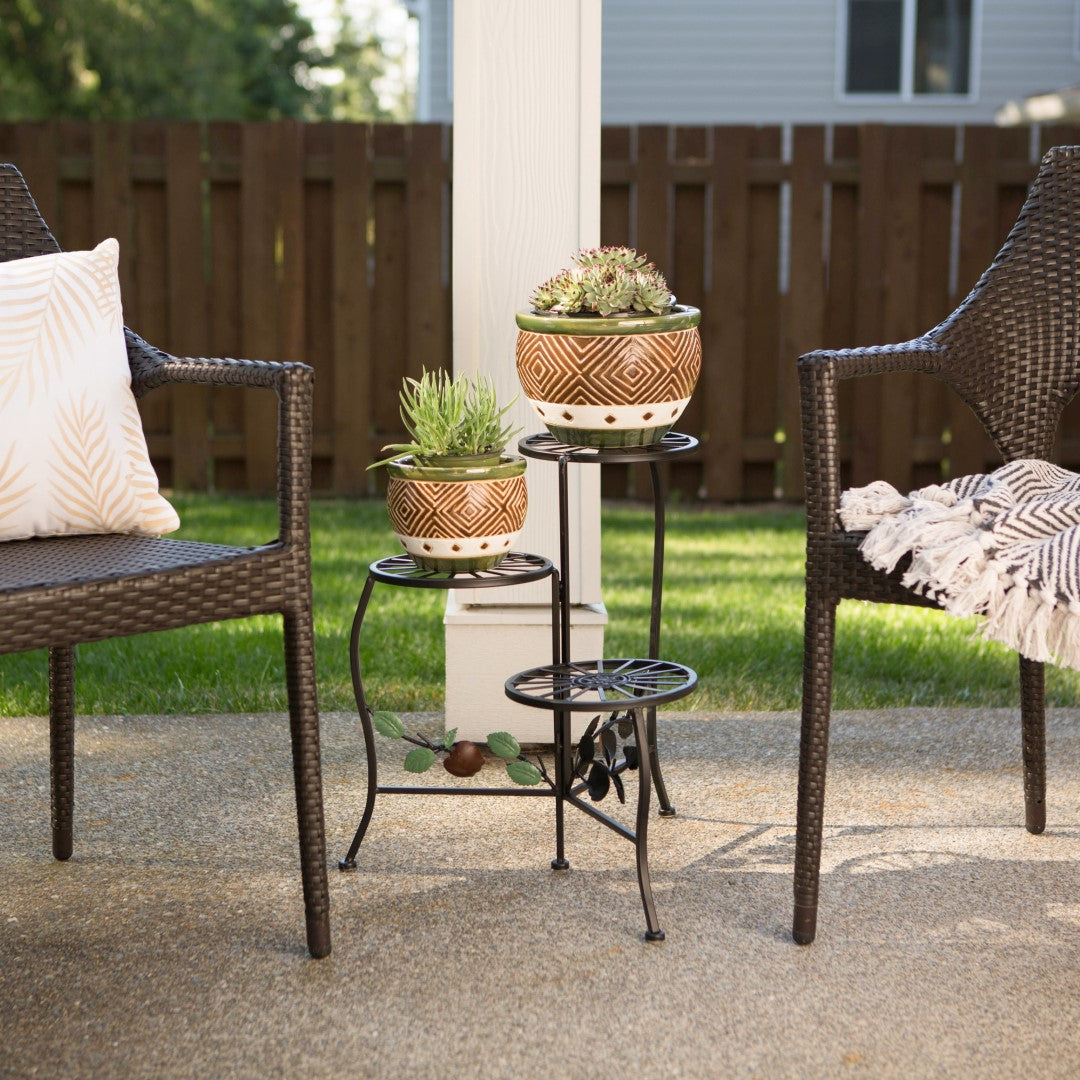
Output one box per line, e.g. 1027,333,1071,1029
340,575,379,870
631,706,665,941
646,706,675,816
551,707,571,870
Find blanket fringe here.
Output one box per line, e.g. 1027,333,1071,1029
840,462,1080,672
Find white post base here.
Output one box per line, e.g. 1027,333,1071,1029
444,598,607,744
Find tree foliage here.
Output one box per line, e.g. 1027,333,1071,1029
0,0,404,121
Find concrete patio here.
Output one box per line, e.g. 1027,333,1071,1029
2,706,1078,1078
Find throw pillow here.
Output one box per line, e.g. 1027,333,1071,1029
0,238,179,542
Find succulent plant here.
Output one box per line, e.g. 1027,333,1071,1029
368,368,521,469
529,246,675,316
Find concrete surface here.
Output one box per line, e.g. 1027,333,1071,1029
2,707,1078,1079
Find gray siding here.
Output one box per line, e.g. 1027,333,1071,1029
413,0,1080,125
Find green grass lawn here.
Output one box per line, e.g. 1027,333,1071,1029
2,494,1079,716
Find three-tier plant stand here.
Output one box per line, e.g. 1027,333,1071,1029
339,434,698,940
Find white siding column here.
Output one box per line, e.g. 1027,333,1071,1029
446,0,605,743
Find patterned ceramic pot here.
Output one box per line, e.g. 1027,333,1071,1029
386,454,528,571
514,305,701,447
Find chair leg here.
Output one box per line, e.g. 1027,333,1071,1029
283,608,331,959
48,645,75,861
1019,656,1046,835
793,591,837,945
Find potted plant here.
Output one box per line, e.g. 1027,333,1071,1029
515,246,701,447
369,368,526,571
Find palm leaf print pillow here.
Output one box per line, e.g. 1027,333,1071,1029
0,238,179,541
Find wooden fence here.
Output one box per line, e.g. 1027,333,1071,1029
3,121,1080,500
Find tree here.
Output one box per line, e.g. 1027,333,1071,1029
0,0,403,120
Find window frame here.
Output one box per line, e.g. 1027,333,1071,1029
836,0,982,105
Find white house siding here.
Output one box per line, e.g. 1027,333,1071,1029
411,0,1080,125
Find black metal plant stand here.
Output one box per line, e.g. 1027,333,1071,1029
505,432,699,940
340,434,696,941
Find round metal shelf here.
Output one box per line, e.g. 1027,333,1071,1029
517,431,698,465
368,551,554,590
505,658,697,712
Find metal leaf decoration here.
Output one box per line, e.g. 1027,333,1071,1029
372,711,404,739
577,734,595,765
586,762,610,802
506,759,543,786
403,746,437,773
611,769,626,804
487,731,522,760
601,727,617,764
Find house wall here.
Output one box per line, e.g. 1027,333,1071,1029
412,0,1080,125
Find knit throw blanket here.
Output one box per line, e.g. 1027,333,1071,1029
839,459,1080,670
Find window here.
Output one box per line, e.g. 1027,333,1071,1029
843,0,975,98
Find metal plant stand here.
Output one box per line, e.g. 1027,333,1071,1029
505,432,699,940
338,551,559,870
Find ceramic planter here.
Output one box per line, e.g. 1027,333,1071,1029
514,305,701,447
386,454,528,571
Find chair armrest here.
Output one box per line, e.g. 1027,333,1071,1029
126,329,292,393
125,330,315,549
798,338,945,538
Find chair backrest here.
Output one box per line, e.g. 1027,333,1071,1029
0,164,61,264
930,145,1080,462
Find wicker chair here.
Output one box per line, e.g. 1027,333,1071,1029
0,164,330,958
794,145,1080,945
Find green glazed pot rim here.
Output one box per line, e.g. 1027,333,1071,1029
515,303,700,336
387,453,526,482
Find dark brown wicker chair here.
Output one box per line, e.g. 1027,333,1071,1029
0,164,330,958
794,145,1080,945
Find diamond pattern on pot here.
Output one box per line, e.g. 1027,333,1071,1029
387,475,527,539
515,327,701,405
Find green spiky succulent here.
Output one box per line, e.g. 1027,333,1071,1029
368,368,521,469
529,246,675,316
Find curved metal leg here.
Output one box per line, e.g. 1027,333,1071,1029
630,707,664,941
48,645,75,861
646,707,675,816
340,574,380,870
646,461,676,817
1019,655,1046,834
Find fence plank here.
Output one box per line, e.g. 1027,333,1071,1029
669,126,709,498
92,124,133,288
331,123,373,493
742,126,782,500
165,123,211,489
782,125,828,500
206,122,245,490
370,125,409,486
703,126,750,501
875,126,926,493
240,123,290,493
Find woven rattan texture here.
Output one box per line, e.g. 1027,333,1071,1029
0,164,330,958
791,147,1080,944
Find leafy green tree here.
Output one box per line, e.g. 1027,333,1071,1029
0,0,404,120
